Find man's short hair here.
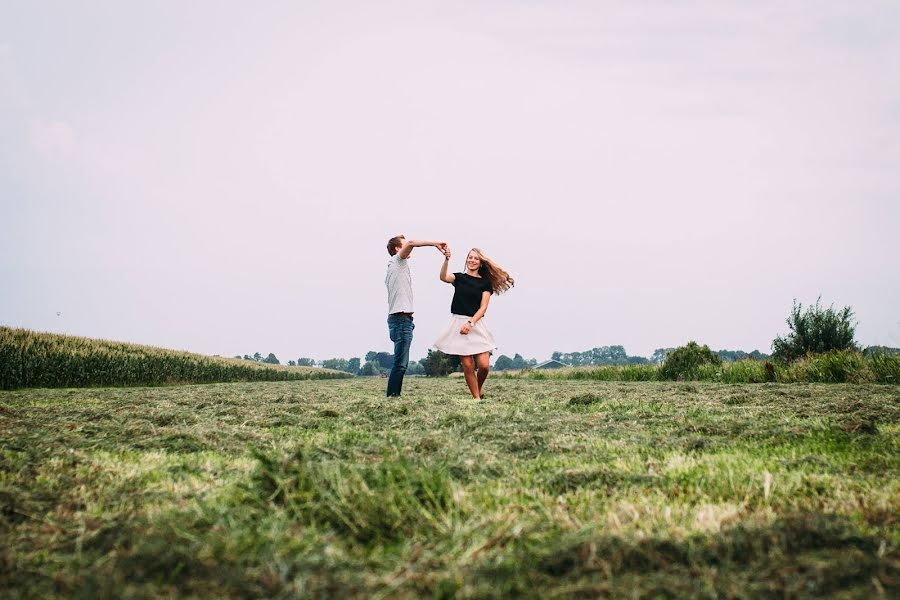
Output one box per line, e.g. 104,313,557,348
387,235,405,256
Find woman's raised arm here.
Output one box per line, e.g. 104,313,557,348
440,248,456,283
439,251,455,284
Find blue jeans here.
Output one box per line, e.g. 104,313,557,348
387,314,414,396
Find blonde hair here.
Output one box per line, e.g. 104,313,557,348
469,248,514,294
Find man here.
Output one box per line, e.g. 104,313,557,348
385,235,447,397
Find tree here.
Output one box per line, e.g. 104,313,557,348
494,355,514,370
287,360,297,366
252,352,263,362
347,357,361,375
407,360,425,376
864,346,900,357
320,358,349,372
650,348,674,365
551,346,634,367
233,355,242,360
363,351,395,368
375,352,394,369
717,349,748,362
511,353,526,370
772,297,858,362
296,358,315,367
420,349,460,376
360,361,380,376
263,353,280,365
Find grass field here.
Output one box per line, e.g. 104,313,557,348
2,378,898,598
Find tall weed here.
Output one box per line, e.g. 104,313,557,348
870,352,900,383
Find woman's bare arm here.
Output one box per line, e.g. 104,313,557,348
460,292,491,334
440,252,455,284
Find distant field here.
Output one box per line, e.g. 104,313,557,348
0,327,350,389
1,378,898,598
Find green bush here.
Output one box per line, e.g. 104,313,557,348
659,342,722,381
772,298,858,362
420,349,461,377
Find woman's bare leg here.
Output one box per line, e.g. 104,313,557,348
475,352,490,396
460,355,480,399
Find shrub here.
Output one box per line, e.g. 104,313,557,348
659,342,722,381
420,350,461,377
772,298,858,362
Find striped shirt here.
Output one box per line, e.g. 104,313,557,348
385,254,414,314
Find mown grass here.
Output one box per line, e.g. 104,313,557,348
1,379,898,598
518,350,900,384
0,326,350,390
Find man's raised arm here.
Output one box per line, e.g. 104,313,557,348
397,239,447,259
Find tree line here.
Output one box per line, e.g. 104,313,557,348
547,345,771,368
233,351,423,376
233,298,898,377
232,345,775,376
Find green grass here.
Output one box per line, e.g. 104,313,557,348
2,379,898,598
516,351,900,384
0,326,350,389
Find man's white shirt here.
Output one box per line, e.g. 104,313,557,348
385,254,414,314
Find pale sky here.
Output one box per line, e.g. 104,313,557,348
2,1,899,364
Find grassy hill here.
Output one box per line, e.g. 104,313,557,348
0,326,350,390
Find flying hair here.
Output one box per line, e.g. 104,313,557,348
469,248,514,294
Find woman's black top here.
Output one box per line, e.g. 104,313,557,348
451,273,493,316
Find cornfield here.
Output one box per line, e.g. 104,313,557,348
0,326,351,390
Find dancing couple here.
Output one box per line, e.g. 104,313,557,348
384,235,514,400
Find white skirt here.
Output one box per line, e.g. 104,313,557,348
434,314,497,356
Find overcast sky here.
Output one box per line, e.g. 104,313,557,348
2,1,899,364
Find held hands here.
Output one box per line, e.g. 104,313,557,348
439,244,451,260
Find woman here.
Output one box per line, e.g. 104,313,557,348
434,247,514,399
